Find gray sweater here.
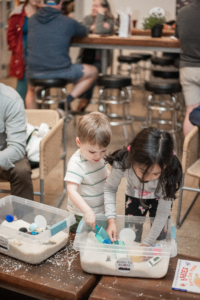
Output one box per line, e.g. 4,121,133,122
83,13,114,35
27,7,87,79
104,164,172,246
0,84,26,170
175,0,200,68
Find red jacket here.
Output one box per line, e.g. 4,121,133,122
7,4,26,80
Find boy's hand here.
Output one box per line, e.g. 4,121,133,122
107,218,117,242
84,208,96,229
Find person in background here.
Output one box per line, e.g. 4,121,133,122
0,83,34,200
104,127,182,247
62,0,74,17
65,112,112,233
175,0,200,136
25,0,98,112
76,0,114,112
7,0,40,104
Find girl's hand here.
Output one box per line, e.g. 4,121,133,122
106,168,110,178
103,22,110,30
107,219,117,242
140,244,153,262
90,24,96,33
84,209,96,229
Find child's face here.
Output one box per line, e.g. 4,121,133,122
133,164,161,182
76,138,107,162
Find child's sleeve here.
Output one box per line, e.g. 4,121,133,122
104,163,124,219
64,160,84,185
142,199,172,247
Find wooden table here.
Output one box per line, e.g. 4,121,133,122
72,35,180,74
89,254,200,300
0,234,100,300
131,28,175,36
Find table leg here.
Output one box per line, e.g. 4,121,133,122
101,49,108,75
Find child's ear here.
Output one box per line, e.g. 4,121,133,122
76,137,81,147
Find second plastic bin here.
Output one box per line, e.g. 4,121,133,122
73,214,177,278
0,196,76,264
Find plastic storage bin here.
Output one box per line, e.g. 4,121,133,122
73,214,177,278
0,196,75,264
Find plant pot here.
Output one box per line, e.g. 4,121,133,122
151,24,163,38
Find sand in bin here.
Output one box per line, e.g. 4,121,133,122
0,220,68,264
80,232,170,278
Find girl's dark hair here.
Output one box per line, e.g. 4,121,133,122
105,127,182,206
100,0,114,20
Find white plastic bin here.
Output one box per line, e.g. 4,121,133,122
0,196,75,264
73,214,177,278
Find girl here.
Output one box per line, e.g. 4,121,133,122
7,0,40,104
76,0,114,112
104,127,182,247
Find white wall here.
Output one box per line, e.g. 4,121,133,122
77,0,176,28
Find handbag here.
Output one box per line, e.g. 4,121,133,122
26,123,50,169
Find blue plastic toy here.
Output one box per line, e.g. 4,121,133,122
6,215,14,222
95,225,111,244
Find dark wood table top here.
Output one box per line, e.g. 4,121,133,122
89,254,200,300
131,28,175,36
72,34,180,49
0,233,100,300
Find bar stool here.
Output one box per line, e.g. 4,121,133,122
151,56,175,67
152,66,179,79
117,54,143,86
151,66,185,123
131,53,152,81
29,78,68,112
98,75,134,141
144,79,182,154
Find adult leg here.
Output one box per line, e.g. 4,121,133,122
69,64,98,100
183,103,200,136
25,84,36,109
0,157,34,200
77,60,101,111
16,73,27,105
180,67,200,136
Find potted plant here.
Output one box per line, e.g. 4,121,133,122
142,13,166,37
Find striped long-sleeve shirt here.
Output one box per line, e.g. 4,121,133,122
64,149,107,216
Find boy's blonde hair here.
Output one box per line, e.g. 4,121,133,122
77,112,112,147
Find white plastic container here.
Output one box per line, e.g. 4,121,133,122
73,215,177,278
0,196,75,264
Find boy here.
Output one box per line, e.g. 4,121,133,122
65,112,112,232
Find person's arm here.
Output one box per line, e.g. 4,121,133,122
7,16,18,51
0,92,26,170
82,15,94,33
95,14,114,35
104,164,124,241
72,19,88,38
142,199,172,247
67,182,96,228
175,17,179,38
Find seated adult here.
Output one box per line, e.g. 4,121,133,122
0,83,34,200
175,0,200,136
77,0,114,111
25,0,98,112
189,106,200,127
